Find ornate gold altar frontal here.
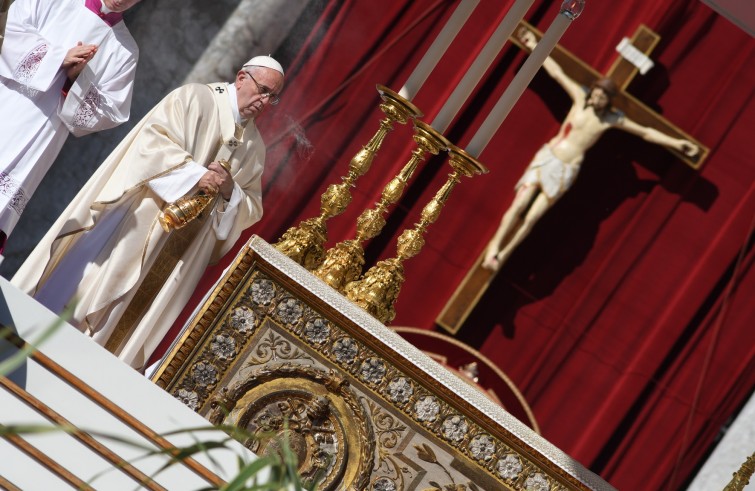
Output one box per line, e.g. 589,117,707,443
153,237,614,491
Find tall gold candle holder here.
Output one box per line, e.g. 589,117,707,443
313,120,450,292
274,85,422,270
724,452,755,491
345,144,488,324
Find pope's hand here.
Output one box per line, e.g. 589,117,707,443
198,171,220,196
208,161,233,200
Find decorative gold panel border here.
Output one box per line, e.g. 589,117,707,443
153,236,615,491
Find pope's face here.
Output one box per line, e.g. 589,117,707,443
235,67,284,120
102,0,142,12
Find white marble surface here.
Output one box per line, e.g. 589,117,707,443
686,391,755,491
0,276,258,489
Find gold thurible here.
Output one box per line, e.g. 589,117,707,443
158,159,231,233
274,85,422,270
345,144,488,324
313,120,450,292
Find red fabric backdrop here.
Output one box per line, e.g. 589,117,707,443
155,1,755,489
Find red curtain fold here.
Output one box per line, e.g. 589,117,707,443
154,1,755,489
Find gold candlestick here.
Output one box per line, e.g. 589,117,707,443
274,85,422,270
345,144,488,324
724,452,755,491
313,120,450,291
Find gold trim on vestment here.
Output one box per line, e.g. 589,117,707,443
104,200,209,354
103,83,244,357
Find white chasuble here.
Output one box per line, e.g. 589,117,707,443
12,83,266,371
0,0,138,236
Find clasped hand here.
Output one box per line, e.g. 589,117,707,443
198,161,233,200
63,41,98,81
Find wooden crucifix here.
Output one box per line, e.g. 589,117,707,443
436,20,709,334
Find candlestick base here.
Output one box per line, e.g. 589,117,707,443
345,258,404,324
274,217,328,270
313,239,365,292
315,118,450,288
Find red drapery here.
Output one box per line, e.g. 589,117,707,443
155,1,755,489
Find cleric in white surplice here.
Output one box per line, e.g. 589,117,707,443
0,0,140,249
13,56,285,372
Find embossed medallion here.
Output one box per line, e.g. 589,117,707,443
208,364,374,490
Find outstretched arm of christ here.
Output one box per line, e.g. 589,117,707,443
519,29,584,104
615,117,700,158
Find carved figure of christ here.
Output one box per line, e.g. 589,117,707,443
437,21,709,334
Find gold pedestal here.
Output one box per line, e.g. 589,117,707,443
346,145,488,324
314,120,450,291
274,85,422,270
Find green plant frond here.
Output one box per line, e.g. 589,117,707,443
84,437,236,486
0,308,318,489
84,429,175,453
160,423,252,437
0,303,73,375
220,456,278,491
157,439,234,466
184,429,230,474
0,423,73,436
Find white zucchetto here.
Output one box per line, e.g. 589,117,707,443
243,55,284,76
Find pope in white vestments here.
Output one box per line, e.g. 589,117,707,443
0,0,140,246
13,56,286,371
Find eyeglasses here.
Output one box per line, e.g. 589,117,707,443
245,72,280,105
